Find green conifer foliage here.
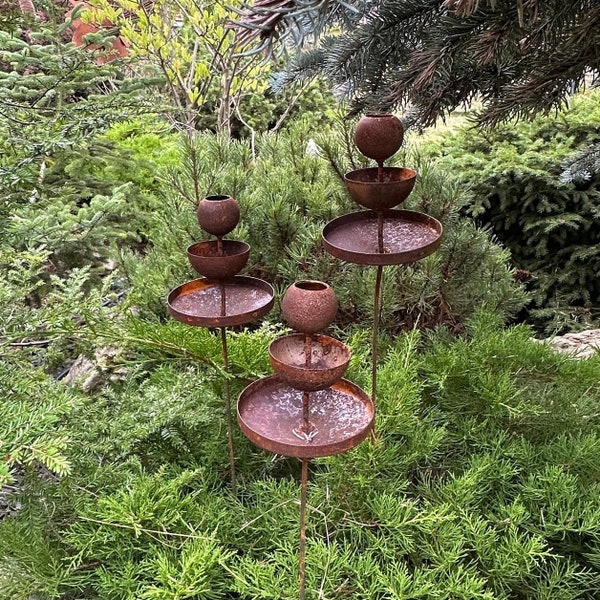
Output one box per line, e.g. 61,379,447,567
420,90,600,332
237,0,600,128
119,120,526,332
3,313,600,599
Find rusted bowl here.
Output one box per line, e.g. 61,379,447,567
344,167,416,210
187,240,250,279
281,281,338,334
196,195,240,236
237,376,374,458
269,333,351,391
167,276,274,328
354,113,404,162
322,209,443,266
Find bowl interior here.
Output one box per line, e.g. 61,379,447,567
270,334,350,371
187,240,249,259
345,166,416,185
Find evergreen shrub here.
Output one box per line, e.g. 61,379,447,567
121,120,526,331
419,90,600,333
3,314,600,598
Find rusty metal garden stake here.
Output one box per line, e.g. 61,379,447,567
323,114,443,438
167,194,274,494
371,264,384,440
220,327,237,495
238,280,374,600
299,458,309,600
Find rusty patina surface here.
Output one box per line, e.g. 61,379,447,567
344,167,416,210
269,333,350,392
196,194,240,237
237,376,374,458
167,276,274,328
187,240,250,279
322,209,443,266
354,113,404,162
281,281,338,334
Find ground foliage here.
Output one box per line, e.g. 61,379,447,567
2,310,600,599
419,89,600,333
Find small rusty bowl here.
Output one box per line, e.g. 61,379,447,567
196,195,240,236
354,114,404,162
269,333,351,391
344,167,416,210
187,240,250,279
281,281,338,334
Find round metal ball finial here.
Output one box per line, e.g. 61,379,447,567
196,194,240,237
354,113,404,162
281,280,338,334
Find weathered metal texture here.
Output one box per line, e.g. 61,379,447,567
322,209,443,266
187,240,250,279
344,167,416,210
167,276,274,328
237,376,374,458
281,281,338,334
269,333,350,391
354,113,404,162
196,195,240,237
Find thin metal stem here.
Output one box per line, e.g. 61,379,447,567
302,391,310,433
377,211,384,254
299,458,309,600
304,334,312,367
371,265,384,440
220,283,226,317
220,327,237,495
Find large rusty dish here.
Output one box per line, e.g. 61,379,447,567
187,240,250,279
269,334,350,392
167,276,274,328
344,167,416,210
322,209,443,266
237,376,374,458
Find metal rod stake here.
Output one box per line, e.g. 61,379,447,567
377,211,384,254
302,391,310,433
299,458,309,600
220,327,237,495
371,264,384,440
304,334,313,368
220,283,226,317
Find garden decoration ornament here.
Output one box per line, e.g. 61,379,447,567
323,113,443,431
167,194,274,495
238,280,374,600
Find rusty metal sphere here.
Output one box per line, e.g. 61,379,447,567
196,195,240,236
281,281,338,333
354,114,404,162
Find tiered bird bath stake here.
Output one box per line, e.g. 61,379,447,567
322,114,443,426
167,195,275,494
237,281,374,600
